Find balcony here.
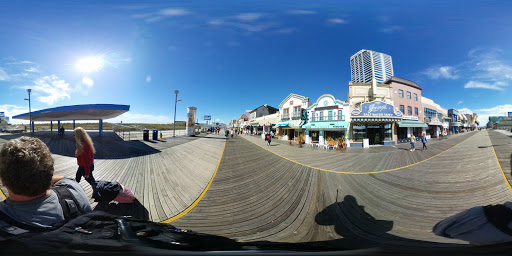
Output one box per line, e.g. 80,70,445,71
291,112,301,120
281,113,289,120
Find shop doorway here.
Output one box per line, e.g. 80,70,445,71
366,126,383,145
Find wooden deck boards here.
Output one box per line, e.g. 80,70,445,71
0,132,225,222
1,130,512,248
172,130,512,248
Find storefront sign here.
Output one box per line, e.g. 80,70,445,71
402,115,418,121
351,101,402,118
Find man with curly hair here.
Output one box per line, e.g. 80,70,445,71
0,136,91,228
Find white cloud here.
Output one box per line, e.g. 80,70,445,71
235,13,262,22
457,101,463,104
25,67,39,73
136,7,192,23
421,66,458,79
464,81,505,91
159,8,191,16
288,10,316,15
81,77,94,87
274,28,299,35
328,18,346,24
146,75,152,83
32,75,71,105
0,67,9,80
380,25,404,34
475,104,512,126
0,104,31,124
458,108,473,115
108,112,173,124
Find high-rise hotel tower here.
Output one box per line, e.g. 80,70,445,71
350,49,394,84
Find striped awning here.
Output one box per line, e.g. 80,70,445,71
397,120,429,128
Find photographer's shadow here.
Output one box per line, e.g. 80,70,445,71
314,195,393,248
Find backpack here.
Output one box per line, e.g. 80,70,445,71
3,211,241,254
483,204,512,237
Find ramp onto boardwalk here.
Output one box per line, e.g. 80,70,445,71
172,130,512,248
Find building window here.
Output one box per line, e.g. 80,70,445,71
338,110,343,120
319,111,324,121
400,105,404,114
414,93,418,101
407,91,411,99
415,107,418,116
408,106,412,115
328,110,333,121
399,89,403,98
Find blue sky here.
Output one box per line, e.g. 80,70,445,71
1,0,511,125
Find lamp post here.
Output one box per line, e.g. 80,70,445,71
173,90,181,137
24,89,32,134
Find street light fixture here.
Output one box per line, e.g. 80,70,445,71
24,89,32,134
173,90,181,137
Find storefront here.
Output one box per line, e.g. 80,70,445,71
350,101,403,147
278,119,305,140
304,94,350,146
425,117,443,138
396,120,428,142
303,121,349,145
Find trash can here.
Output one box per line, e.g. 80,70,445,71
152,129,158,140
143,129,149,141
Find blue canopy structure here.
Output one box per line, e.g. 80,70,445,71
13,104,130,136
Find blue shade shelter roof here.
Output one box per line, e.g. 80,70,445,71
12,104,130,121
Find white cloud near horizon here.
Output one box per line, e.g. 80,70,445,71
109,112,174,124
0,104,32,124
32,75,71,105
475,104,512,126
457,101,463,104
146,75,152,83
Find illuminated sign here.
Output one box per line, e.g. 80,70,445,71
204,115,211,120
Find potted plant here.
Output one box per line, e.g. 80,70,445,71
297,134,305,148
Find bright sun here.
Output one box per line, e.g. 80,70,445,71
75,56,104,73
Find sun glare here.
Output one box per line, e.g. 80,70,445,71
75,56,104,73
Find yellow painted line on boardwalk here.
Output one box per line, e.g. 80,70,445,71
0,187,5,200
489,132,512,194
245,133,475,175
161,137,227,223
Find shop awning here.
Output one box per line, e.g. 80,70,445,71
442,123,449,128
397,120,428,128
427,121,444,126
279,120,304,129
303,121,349,129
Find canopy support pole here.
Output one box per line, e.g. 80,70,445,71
99,119,103,137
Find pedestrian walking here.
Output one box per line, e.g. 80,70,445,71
409,134,416,152
74,127,96,188
225,129,229,138
421,133,428,150
265,133,271,146
230,129,234,138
